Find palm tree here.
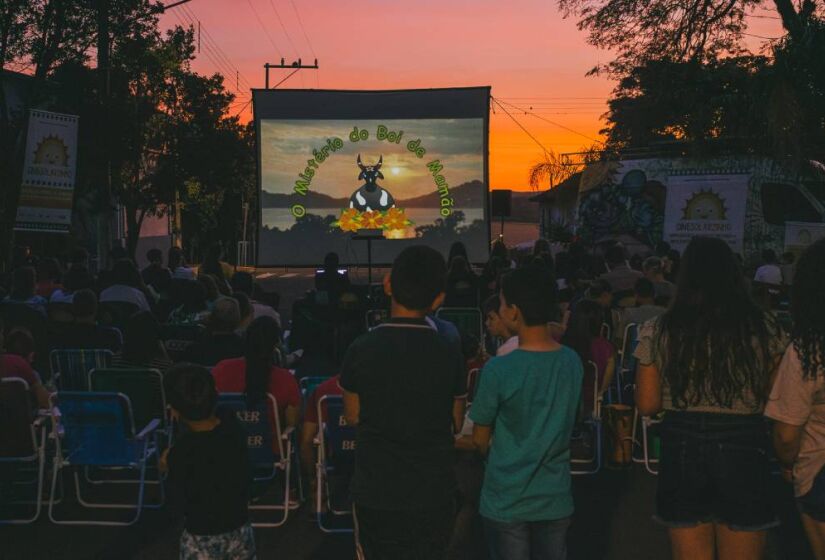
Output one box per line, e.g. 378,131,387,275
528,150,575,191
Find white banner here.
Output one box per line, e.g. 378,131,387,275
15,110,79,233
664,174,749,253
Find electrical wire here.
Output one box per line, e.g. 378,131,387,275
246,0,283,58
268,0,300,58
495,98,604,144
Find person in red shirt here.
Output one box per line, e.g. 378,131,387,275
299,375,343,501
0,321,50,408
212,316,300,452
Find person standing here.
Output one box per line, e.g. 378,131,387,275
341,246,466,560
635,237,786,560
765,238,825,559
470,266,583,560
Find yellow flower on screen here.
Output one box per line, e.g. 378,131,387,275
383,207,408,230
337,209,362,232
361,210,384,229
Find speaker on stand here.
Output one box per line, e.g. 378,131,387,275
491,189,512,241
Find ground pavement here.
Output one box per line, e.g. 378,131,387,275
0,463,813,560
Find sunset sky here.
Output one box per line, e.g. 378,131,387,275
160,0,783,192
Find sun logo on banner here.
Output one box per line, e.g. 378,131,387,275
682,189,728,220
33,135,69,167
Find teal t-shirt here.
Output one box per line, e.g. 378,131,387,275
469,346,583,523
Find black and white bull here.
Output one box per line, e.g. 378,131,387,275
349,154,395,212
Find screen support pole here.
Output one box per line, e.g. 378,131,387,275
352,229,384,287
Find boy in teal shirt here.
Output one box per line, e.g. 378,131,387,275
470,265,583,560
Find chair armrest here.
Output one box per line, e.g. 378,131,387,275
281,426,296,440
136,418,162,440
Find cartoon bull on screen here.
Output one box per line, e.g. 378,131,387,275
349,154,395,212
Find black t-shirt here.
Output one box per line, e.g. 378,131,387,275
183,333,245,366
340,317,467,511
167,411,250,535
49,322,122,353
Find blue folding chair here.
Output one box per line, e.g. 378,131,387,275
50,349,113,391
0,378,47,524
435,307,483,344
48,392,161,525
571,361,603,475
217,393,299,527
315,395,356,533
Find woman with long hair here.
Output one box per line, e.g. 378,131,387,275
444,255,478,307
562,299,615,416
211,316,300,448
635,237,785,559
113,311,172,371
765,238,825,559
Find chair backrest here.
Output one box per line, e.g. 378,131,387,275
217,393,281,466
467,368,481,404
89,368,165,431
54,392,139,466
0,377,37,459
319,395,356,470
586,360,601,418
50,348,113,391
435,307,483,343
599,322,611,340
160,323,204,362
620,323,639,371
300,376,328,400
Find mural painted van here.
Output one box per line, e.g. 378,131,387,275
573,157,825,263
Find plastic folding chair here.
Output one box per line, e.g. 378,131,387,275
571,361,603,475
315,395,355,533
618,323,639,403
466,368,481,404
50,349,113,392
218,393,299,527
599,322,612,341
435,307,484,344
160,324,205,362
0,378,47,524
48,392,161,526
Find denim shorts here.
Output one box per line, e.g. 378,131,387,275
655,411,777,531
798,465,825,522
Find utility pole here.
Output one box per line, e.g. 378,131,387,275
96,0,112,271
264,59,319,89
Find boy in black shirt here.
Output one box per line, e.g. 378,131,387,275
162,364,255,559
341,245,467,560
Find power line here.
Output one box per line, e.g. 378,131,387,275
246,0,283,58
268,0,300,58
170,10,244,91
289,0,316,58
495,98,604,144
491,98,550,157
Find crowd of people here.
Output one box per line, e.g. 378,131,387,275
2,234,825,560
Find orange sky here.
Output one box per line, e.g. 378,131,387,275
160,0,783,191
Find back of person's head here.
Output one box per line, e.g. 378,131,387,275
208,297,240,333
244,316,280,405
605,245,626,268
482,255,505,279
112,259,140,287
71,288,98,320
762,248,778,264
562,299,603,363
178,279,207,313
122,311,161,363
791,238,825,379
659,236,772,408
146,248,163,265
235,292,253,323
482,294,501,317
448,241,469,265
634,277,656,301
532,238,551,256
36,258,61,283
585,278,612,301
70,247,89,268
168,246,184,269
10,266,36,300
500,265,558,326
447,255,472,282
109,245,128,265
490,239,508,261
62,266,93,293
389,245,446,312
323,252,340,272
197,274,219,302
643,256,664,276
164,363,217,421
5,327,34,361
230,271,254,297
